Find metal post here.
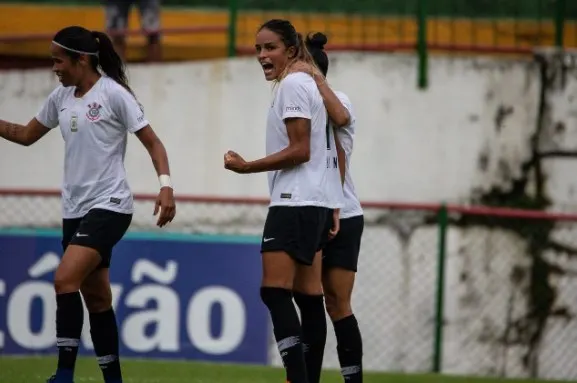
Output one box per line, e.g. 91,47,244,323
554,0,566,48
416,0,428,89
432,203,448,373
227,0,239,57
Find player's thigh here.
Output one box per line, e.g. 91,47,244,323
316,208,334,253
322,215,364,318
54,245,102,294
69,208,132,269
261,251,297,289
81,268,112,313
292,207,330,295
322,267,355,313
260,207,299,288
62,217,82,253
260,206,326,288
293,250,323,295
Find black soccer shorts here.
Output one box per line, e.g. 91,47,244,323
260,206,331,265
62,208,132,268
322,215,364,272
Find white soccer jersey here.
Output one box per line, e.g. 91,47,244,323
266,72,343,209
36,76,149,219
325,114,345,209
333,91,363,219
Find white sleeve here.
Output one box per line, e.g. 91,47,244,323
110,88,149,133
35,87,61,129
278,75,312,120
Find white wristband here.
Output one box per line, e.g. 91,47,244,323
159,174,173,189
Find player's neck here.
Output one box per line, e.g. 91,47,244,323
74,73,101,98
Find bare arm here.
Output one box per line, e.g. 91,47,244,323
245,118,311,173
315,77,350,127
135,125,171,177
136,125,176,227
0,118,51,146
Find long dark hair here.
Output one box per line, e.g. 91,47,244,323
53,26,133,94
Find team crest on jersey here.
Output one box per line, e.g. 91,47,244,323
86,102,103,121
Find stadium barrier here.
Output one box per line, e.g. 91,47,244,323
1,1,574,88
1,0,574,61
1,189,577,380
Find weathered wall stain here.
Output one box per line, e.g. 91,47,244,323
495,105,514,133
450,51,577,378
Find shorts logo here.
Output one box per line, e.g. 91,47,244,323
86,102,103,121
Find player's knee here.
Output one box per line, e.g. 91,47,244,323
293,277,323,296
54,268,81,294
261,252,297,289
82,289,112,313
324,293,338,318
324,292,352,321
261,274,293,290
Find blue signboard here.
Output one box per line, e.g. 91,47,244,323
0,231,268,364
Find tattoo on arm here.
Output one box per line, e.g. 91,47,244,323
0,120,25,145
7,122,19,139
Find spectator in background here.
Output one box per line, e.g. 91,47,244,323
104,0,162,62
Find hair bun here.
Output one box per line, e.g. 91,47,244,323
305,32,328,50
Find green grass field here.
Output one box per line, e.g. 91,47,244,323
0,356,575,383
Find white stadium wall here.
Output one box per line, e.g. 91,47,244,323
1,52,577,380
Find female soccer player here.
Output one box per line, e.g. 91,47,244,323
0,26,176,383
305,32,365,383
223,19,345,383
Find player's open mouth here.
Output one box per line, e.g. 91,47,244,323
261,63,274,75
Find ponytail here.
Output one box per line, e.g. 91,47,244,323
91,31,134,95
